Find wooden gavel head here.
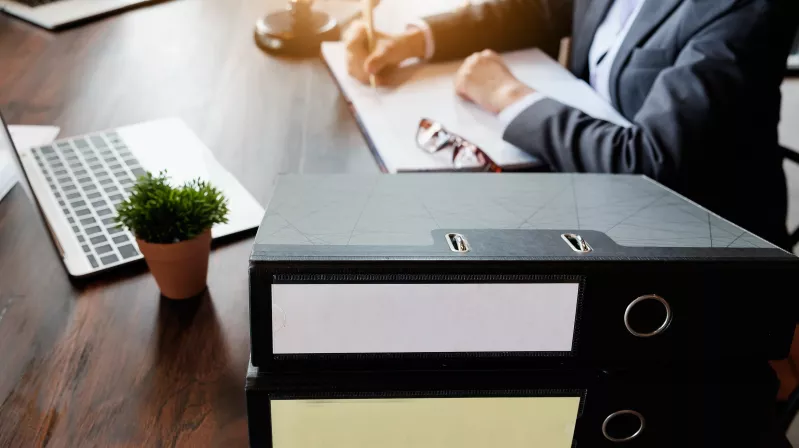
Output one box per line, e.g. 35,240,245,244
254,0,339,56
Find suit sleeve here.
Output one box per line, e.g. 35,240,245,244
423,0,574,61
502,0,793,188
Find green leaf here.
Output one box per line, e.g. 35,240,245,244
114,171,229,244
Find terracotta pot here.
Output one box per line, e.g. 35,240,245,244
136,229,212,300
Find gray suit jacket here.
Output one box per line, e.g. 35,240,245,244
425,0,798,247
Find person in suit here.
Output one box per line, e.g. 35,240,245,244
345,0,799,248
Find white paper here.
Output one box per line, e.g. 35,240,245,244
8,125,61,150
502,52,632,128
0,125,60,202
322,43,631,173
272,283,580,354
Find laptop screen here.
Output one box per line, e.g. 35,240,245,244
0,112,34,202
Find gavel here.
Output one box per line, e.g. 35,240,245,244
254,0,340,55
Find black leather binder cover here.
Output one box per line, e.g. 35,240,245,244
245,362,779,448
249,174,798,369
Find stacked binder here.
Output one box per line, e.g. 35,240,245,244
247,173,798,447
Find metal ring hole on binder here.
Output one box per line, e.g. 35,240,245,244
272,304,287,334
624,294,672,338
561,233,592,253
602,410,645,443
445,233,470,253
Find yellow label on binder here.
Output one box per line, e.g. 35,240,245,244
271,396,580,448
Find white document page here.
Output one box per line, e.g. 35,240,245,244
0,125,60,202
322,43,631,173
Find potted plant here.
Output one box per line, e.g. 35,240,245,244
116,171,229,299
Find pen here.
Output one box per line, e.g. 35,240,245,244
362,0,377,88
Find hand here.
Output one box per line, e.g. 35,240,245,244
454,50,535,114
344,20,427,85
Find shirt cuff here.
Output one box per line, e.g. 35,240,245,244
498,92,547,125
407,19,435,60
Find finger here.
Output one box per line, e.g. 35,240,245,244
453,71,469,97
456,65,473,82
464,52,480,65
342,20,366,42
453,72,463,94
364,40,402,75
345,20,389,43
345,23,372,83
344,21,368,51
457,56,477,76
373,74,393,87
453,63,467,84
347,52,370,84
455,82,472,102
482,49,502,64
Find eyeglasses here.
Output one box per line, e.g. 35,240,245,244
416,118,502,172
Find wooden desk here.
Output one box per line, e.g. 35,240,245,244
0,0,376,445
2,1,798,445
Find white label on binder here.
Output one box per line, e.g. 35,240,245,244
271,283,580,354
270,396,581,448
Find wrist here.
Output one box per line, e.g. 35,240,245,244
494,81,535,113
401,27,428,60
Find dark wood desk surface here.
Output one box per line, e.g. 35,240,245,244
2,1,798,446
0,0,376,445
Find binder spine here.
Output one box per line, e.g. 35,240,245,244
245,366,778,448
249,264,274,370
249,263,795,369
252,271,586,368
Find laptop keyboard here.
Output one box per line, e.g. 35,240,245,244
13,0,68,7
30,132,147,269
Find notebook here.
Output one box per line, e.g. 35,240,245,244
321,43,631,173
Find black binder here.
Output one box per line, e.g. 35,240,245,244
249,174,798,371
246,361,780,448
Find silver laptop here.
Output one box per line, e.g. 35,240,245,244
1,113,264,277
0,0,157,29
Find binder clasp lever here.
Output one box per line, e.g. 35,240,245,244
562,233,592,253
446,233,470,253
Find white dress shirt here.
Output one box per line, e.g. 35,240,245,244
414,0,647,124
